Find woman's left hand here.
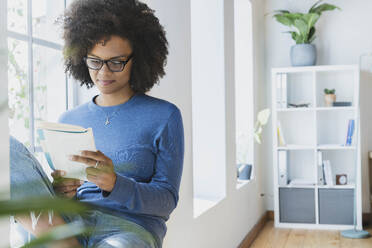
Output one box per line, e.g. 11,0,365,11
69,150,117,192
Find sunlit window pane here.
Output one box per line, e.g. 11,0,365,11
8,38,30,146
32,0,65,44
7,0,28,35
33,45,66,122
33,44,66,149
235,0,254,182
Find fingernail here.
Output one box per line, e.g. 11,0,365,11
80,150,85,155
61,171,66,176
68,155,74,161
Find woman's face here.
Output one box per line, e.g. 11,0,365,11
87,35,133,96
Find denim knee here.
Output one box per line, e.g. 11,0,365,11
94,233,155,248
10,136,55,200
10,136,30,156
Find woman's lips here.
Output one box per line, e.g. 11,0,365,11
98,80,115,86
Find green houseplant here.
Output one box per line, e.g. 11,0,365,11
237,109,271,180
272,0,340,66
324,88,336,107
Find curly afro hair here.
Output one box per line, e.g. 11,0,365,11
61,0,168,93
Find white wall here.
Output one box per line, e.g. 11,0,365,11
263,0,372,213
77,0,267,247
147,1,267,246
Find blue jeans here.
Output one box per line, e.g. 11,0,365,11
9,136,158,248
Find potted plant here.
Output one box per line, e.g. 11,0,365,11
272,0,340,66
324,88,336,107
237,109,271,180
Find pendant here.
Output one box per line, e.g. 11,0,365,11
105,118,110,125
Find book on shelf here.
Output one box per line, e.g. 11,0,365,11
333,101,352,107
281,74,287,108
288,178,314,186
278,150,288,186
276,74,282,108
277,121,286,146
317,151,325,185
36,121,97,181
345,119,355,146
323,160,334,186
276,74,287,108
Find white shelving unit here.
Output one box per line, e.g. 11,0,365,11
272,65,362,230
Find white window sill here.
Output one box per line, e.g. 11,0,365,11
193,197,223,219
236,178,252,190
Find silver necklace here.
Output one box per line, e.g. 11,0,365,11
98,107,121,125
95,95,134,125
104,110,120,125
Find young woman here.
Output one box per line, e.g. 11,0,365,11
10,0,184,247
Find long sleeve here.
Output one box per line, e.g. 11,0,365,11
103,108,185,218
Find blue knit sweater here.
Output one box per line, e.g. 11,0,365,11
58,93,184,247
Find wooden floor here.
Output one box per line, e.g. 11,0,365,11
250,221,372,248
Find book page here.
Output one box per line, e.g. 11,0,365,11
36,121,87,132
42,128,96,181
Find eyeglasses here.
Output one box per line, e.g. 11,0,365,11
83,54,133,72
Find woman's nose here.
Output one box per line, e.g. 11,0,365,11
97,62,112,75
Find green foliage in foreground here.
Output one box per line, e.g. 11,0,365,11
0,197,93,247
0,197,90,217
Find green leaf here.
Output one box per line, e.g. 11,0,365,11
265,10,289,17
273,10,290,14
289,31,299,43
309,0,323,13
308,35,316,43
273,14,293,27
23,223,93,248
308,27,316,43
308,27,316,39
324,88,336,94
24,118,29,129
257,109,271,125
293,19,308,41
310,3,340,15
0,197,91,216
0,196,91,247
282,12,303,25
254,133,262,144
302,13,320,29
300,13,319,43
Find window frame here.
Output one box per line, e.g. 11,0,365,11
7,0,70,153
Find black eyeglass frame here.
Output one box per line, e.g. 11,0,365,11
83,54,133,72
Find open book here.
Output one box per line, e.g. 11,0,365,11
36,121,97,181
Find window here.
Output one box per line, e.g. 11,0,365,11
234,0,254,187
7,0,72,153
191,0,254,217
7,0,76,181
191,0,226,218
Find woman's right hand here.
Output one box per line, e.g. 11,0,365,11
51,170,84,198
